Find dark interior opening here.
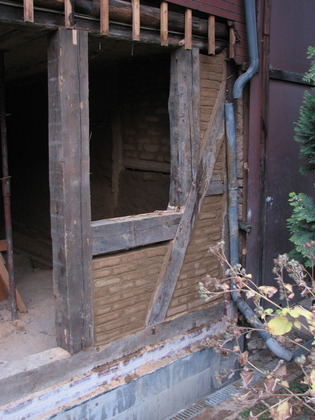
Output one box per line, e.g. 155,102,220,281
89,51,171,220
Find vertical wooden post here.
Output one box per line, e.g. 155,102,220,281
24,0,34,22
0,52,18,321
208,15,215,55
168,47,200,208
48,28,93,354
64,0,73,28
100,0,109,35
184,8,192,50
229,26,236,59
160,1,168,46
132,0,140,41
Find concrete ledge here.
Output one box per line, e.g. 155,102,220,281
1,344,238,419
0,303,224,407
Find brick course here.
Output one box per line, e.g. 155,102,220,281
93,243,168,346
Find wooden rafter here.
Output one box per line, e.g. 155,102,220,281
100,0,109,35
132,0,140,41
23,0,34,22
184,8,192,50
64,0,73,28
208,15,215,55
160,1,168,46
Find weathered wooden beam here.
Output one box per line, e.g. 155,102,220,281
132,0,140,41
48,28,93,354
208,15,215,55
229,25,236,60
0,256,27,313
0,303,223,407
0,3,227,54
74,0,228,40
169,47,200,208
100,0,109,35
23,0,34,22
147,77,226,326
160,1,168,47
269,67,313,86
91,211,182,255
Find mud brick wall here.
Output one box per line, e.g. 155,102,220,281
200,51,226,153
93,243,169,346
166,147,226,319
166,52,227,319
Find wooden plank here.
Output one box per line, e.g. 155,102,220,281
208,15,215,55
184,8,192,50
0,239,7,252
64,0,73,28
229,25,236,59
160,1,168,46
0,257,27,313
169,47,200,207
269,67,312,86
132,0,140,41
100,0,109,35
23,0,34,22
147,78,226,326
91,211,182,255
48,28,93,353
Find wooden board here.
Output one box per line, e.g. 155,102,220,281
0,256,27,312
91,211,182,255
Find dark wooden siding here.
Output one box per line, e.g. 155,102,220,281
167,0,247,65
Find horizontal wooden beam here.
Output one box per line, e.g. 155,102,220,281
91,211,183,255
0,4,228,54
269,67,312,86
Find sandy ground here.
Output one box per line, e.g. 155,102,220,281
0,252,56,364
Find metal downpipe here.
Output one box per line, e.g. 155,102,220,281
225,0,293,361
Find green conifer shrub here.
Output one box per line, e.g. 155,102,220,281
287,47,315,267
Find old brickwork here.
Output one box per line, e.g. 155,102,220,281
166,148,226,318
167,52,227,319
93,243,169,346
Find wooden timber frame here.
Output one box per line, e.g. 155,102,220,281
48,28,93,354
5,0,231,352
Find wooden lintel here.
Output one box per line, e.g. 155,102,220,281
160,1,168,46
229,26,236,59
184,8,192,50
100,0,109,35
208,15,215,55
91,211,182,256
64,0,73,28
23,0,34,22
132,0,140,41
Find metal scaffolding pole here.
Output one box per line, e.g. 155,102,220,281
0,51,17,321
